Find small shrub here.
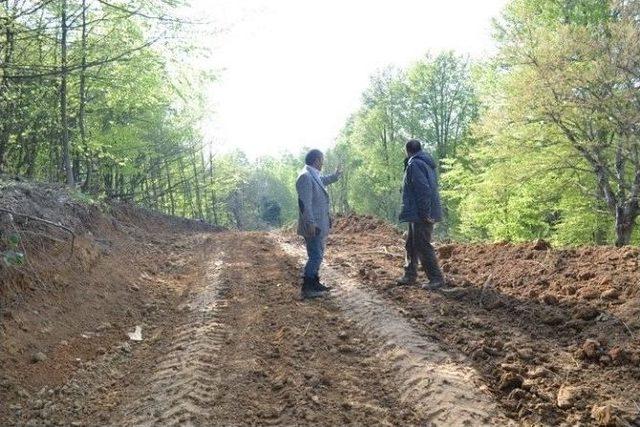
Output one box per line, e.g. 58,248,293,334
1,231,25,267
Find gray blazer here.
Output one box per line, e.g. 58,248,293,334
296,165,340,238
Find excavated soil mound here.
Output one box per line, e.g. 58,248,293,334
328,214,640,425
332,213,640,330
333,213,403,237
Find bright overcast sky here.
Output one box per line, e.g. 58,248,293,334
188,0,509,159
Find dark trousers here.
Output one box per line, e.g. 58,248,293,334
404,222,443,281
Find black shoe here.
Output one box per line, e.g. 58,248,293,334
421,279,445,291
396,275,417,286
314,275,332,291
301,276,327,299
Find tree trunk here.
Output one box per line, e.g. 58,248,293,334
177,157,194,217
164,161,176,216
73,156,80,183
0,0,15,172
104,166,114,197
207,153,219,225
614,205,637,247
190,148,203,219
199,150,210,220
229,190,243,229
141,179,148,206
25,135,38,177
60,0,74,186
151,176,159,210
79,0,90,191
118,172,125,198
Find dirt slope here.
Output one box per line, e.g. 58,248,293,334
0,181,215,423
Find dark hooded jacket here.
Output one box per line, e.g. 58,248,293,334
399,150,443,223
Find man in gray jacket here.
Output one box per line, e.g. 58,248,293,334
397,139,445,290
296,149,342,299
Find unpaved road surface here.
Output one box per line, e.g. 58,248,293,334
2,230,508,426
112,232,505,425
112,232,429,426
3,213,640,426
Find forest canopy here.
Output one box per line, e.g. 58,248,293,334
1,0,639,246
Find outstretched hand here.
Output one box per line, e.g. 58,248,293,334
335,164,344,176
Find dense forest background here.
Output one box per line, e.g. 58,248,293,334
1,0,639,246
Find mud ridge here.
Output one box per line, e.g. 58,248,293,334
276,235,509,426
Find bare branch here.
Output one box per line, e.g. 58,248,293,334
0,208,75,258
95,0,208,25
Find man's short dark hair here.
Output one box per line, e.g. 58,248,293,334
406,139,422,155
305,149,324,166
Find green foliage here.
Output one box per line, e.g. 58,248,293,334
261,201,282,227
68,190,100,206
0,0,217,223
472,0,640,246
325,2,640,246
3,0,637,247
327,53,479,227
1,232,25,267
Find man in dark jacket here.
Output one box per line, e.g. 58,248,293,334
397,139,445,290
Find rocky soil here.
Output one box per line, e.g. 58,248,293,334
327,213,640,426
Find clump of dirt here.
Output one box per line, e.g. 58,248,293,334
333,213,403,238
326,214,640,425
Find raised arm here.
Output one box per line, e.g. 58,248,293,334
320,172,339,186
320,166,343,186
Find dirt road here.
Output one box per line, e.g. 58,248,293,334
3,230,510,426
110,232,423,426
3,213,640,426
110,231,507,426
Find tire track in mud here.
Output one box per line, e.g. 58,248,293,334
118,252,228,427
276,234,509,426
178,233,426,426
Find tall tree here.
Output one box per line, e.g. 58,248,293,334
59,0,73,185
405,52,478,162
495,0,640,245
